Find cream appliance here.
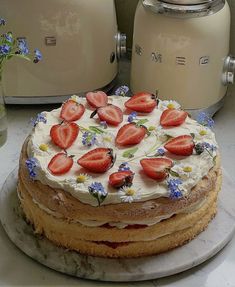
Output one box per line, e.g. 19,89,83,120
131,0,235,116
1,0,126,104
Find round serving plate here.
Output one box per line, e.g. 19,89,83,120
0,168,235,282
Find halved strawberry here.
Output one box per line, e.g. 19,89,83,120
50,122,79,149
86,91,108,108
125,92,157,113
109,171,134,188
140,158,173,181
60,100,85,122
77,148,115,173
91,104,123,126
164,135,194,156
115,123,146,146
48,153,74,175
160,109,188,127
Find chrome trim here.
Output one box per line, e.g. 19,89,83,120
222,55,235,85
186,95,226,119
116,32,127,60
4,76,118,105
142,0,225,18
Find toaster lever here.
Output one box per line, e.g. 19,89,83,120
222,55,235,85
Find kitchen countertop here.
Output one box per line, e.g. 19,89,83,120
0,60,235,286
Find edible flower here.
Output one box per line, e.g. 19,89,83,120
196,112,215,129
70,94,82,104
118,185,141,203
76,173,91,184
156,148,165,156
158,100,181,111
171,163,198,180
95,132,114,148
88,182,108,206
115,85,129,97
167,179,183,199
25,157,38,179
39,143,48,152
33,48,42,63
127,112,137,123
31,112,47,127
82,131,97,147
118,162,131,171
100,121,108,129
0,18,6,26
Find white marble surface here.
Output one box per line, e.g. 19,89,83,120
0,60,235,286
1,168,235,283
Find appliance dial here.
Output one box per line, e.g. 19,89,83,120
116,32,127,60
222,55,235,85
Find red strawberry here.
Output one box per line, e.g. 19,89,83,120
60,100,85,122
160,109,188,127
50,122,79,149
77,148,115,173
48,153,74,175
140,158,173,181
125,92,157,113
164,135,194,156
91,104,123,126
115,123,146,146
109,171,134,188
86,91,108,108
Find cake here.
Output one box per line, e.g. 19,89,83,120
17,90,221,258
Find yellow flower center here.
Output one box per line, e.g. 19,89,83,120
103,136,112,143
126,188,135,196
167,103,175,109
199,130,207,136
148,126,156,131
183,166,192,173
39,144,48,152
76,175,87,183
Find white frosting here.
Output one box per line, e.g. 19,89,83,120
27,96,218,206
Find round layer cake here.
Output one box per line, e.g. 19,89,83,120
17,92,221,258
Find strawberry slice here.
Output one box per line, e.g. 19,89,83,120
160,109,188,127
91,104,123,126
86,91,108,108
115,123,146,146
50,122,79,149
48,153,74,175
77,148,115,173
125,92,157,113
109,171,134,188
60,100,85,122
164,135,194,156
140,158,173,181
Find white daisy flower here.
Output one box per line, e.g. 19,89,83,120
158,100,181,111
33,142,53,156
118,185,141,203
95,132,115,148
70,94,83,104
66,174,92,189
193,126,214,141
171,163,199,180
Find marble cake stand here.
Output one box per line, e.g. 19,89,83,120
0,168,235,282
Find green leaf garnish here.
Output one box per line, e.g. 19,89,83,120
89,126,104,134
190,133,195,139
136,119,149,127
122,147,138,158
169,169,180,177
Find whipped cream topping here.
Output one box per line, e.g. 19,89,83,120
27,96,218,206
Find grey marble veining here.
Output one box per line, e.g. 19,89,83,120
0,168,235,282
